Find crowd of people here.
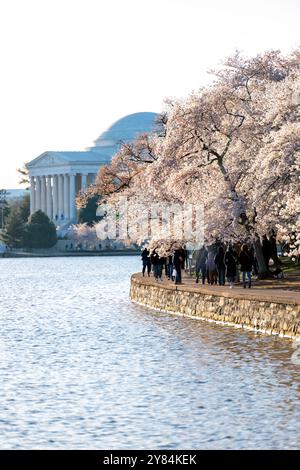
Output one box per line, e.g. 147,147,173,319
141,233,282,289
196,244,255,288
141,247,186,285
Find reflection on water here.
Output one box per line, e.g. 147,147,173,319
0,256,299,449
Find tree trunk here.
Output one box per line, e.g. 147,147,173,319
216,157,272,279
253,237,270,279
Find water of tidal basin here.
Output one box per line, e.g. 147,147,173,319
0,256,299,449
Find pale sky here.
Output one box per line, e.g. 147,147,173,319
0,0,299,188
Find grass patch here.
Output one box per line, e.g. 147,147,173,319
280,257,300,274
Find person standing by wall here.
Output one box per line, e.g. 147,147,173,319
150,249,163,282
173,248,183,285
225,246,237,288
167,254,174,280
178,246,186,271
195,246,208,284
239,244,254,288
141,247,151,277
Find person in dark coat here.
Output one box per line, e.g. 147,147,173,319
225,246,237,288
173,248,183,284
150,250,163,281
178,247,186,270
195,247,208,284
141,248,151,277
214,246,225,286
167,254,174,280
238,244,254,288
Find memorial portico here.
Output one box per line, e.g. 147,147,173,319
26,112,159,229
27,151,108,226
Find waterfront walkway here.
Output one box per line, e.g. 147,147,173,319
131,272,300,339
134,272,300,305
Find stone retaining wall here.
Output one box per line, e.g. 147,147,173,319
130,274,300,340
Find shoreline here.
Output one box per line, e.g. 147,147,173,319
130,273,300,340
0,250,140,258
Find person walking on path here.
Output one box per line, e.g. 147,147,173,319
167,254,174,280
195,247,208,284
207,251,217,285
214,246,226,286
173,248,184,285
178,247,186,271
239,244,254,288
141,247,151,277
225,246,237,288
150,249,164,282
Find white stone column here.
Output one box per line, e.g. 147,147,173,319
41,175,46,214
58,174,64,222
53,175,58,223
36,176,41,211
81,173,88,192
64,174,70,220
90,173,97,184
30,176,36,214
46,175,52,220
69,173,76,221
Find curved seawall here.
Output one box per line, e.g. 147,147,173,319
130,274,300,340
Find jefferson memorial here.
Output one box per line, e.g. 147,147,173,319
26,112,158,227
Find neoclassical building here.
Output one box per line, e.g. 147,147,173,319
27,112,158,227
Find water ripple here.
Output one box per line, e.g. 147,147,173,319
0,256,299,449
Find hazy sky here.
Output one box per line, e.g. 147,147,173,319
0,0,299,188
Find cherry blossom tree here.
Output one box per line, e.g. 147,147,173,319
69,223,98,248
77,49,300,273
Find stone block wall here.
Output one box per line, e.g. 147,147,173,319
130,275,300,340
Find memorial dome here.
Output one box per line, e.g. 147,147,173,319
90,112,159,158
